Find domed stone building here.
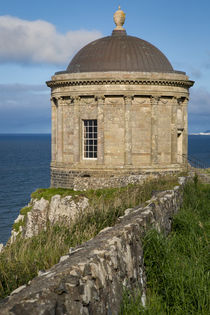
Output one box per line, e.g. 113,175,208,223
46,7,194,190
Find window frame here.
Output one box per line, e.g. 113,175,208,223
82,119,98,160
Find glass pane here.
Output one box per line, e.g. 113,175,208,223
83,120,97,159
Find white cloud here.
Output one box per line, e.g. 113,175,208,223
0,16,102,65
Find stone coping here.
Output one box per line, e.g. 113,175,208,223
50,71,190,81
51,164,186,172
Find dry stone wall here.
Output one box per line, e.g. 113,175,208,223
0,177,186,315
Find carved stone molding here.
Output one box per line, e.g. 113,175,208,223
50,97,58,107
95,94,105,101
124,95,133,106
159,98,169,105
74,96,81,105
133,97,148,105
106,97,124,106
80,97,95,105
47,78,194,89
150,96,160,105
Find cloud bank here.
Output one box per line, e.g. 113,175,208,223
189,87,210,115
0,16,102,65
0,84,50,133
188,87,210,132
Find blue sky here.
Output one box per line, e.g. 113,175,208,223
0,0,209,133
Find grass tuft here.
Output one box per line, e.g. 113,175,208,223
121,180,210,314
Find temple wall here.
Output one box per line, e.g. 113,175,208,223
48,72,192,189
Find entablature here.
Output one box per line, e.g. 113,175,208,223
47,77,194,89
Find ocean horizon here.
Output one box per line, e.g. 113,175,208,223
0,133,210,244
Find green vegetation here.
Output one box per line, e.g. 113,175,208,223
31,176,178,203
0,176,178,299
12,206,32,233
203,168,210,174
20,206,32,216
121,180,210,314
31,187,79,201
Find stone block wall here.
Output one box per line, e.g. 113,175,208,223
51,168,182,190
0,178,186,315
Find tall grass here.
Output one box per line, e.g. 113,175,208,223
121,180,210,314
0,176,178,299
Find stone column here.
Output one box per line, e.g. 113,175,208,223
150,96,159,164
182,98,188,161
124,96,132,165
57,97,64,163
171,97,178,164
97,95,105,165
51,97,57,162
73,96,80,163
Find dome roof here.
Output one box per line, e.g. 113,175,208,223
66,7,174,74
67,31,174,73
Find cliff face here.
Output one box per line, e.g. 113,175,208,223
0,178,186,314
10,194,89,242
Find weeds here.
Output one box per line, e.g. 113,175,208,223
121,181,210,314
0,176,178,299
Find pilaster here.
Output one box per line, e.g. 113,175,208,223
51,97,57,162
73,96,80,163
124,96,132,165
97,95,105,165
182,97,189,161
57,97,64,163
171,97,178,164
150,96,159,164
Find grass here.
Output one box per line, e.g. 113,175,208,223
12,206,32,232
0,176,178,299
31,176,178,203
121,180,210,314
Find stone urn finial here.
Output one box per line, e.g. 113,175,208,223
113,5,126,30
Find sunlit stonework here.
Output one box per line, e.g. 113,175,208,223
113,6,126,30
46,7,194,190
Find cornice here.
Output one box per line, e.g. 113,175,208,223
46,78,194,89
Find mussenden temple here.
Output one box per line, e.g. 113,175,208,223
46,7,194,190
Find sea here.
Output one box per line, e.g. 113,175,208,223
0,134,210,245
